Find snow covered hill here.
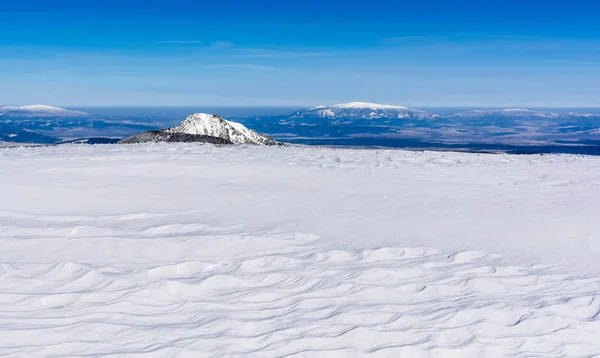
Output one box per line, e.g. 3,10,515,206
290,102,438,120
120,113,278,145
167,113,277,145
0,105,91,118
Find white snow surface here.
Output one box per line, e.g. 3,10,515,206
0,104,90,117
1,144,600,357
166,113,276,145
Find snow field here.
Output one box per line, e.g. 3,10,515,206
1,144,600,357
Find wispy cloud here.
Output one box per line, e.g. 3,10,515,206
210,41,235,49
145,40,343,58
380,34,544,44
484,34,543,40
553,59,599,65
285,51,345,57
380,36,442,43
236,48,345,58
153,40,204,44
205,63,276,71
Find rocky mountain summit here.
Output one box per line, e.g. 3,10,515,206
119,113,278,145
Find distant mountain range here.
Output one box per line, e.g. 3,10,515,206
1,104,600,151
443,108,600,120
290,102,439,120
2,103,599,123
288,102,600,121
447,108,561,119
0,105,91,118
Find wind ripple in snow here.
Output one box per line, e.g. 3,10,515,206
1,235,599,356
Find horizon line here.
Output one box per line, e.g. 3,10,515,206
4,105,600,109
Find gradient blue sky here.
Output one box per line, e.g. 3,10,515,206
1,0,599,107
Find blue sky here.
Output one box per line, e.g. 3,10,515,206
1,0,600,107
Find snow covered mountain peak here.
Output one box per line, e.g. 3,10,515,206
171,113,223,132
0,104,90,118
502,108,535,112
166,113,277,145
19,104,68,111
331,102,410,110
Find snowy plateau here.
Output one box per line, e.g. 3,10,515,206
1,143,600,357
